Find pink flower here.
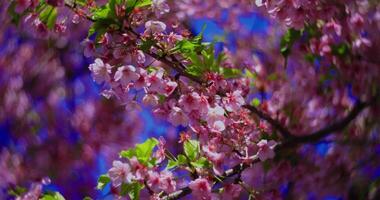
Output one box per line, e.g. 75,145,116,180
179,92,201,112
81,39,95,58
125,101,142,112
203,145,225,175
33,19,48,38
189,178,212,200
206,105,226,132
223,184,242,199
154,137,166,163
142,94,159,107
114,65,140,86
206,73,227,92
350,13,365,30
223,90,245,112
152,0,170,17
255,0,264,7
162,81,178,96
134,69,148,89
323,21,342,36
145,20,167,34
353,37,372,49
198,94,209,115
257,140,277,161
136,50,146,65
168,106,189,127
147,171,160,190
108,161,133,187
89,58,112,84
54,20,67,34
159,170,176,193
113,47,128,59
147,69,165,92
129,157,147,181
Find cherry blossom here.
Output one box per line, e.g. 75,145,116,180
152,0,170,17
206,105,226,132
108,161,133,187
189,178,212,200
168,106,189,127
145,20,167,34
114,65,140,86
89,58,113,84
257,140,277,161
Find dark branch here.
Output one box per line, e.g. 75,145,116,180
282,99,371,148
243,104,293,138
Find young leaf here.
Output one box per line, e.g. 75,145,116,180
166,160,178,170
40,192,65,200
120,149,135,159
177,154,187,165
220,68,242,79
97,174,111,190
120,182,144,200
280,28,302,57
139,39,156,52
8,186,27,197
191,157,210,168
184,140,199,161
39,5,57,29
135,138,159,163
127,0,153,8
251,98,261,107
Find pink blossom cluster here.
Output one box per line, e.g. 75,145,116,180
4,0,380,199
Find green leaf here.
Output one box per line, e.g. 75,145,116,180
139,39,156,52
304,53,318,63
267,73,278,81
92,4,112,20
166,160,178,170
191,157,210,168
184,140,199,161
120,149,135,159
87,18,116,39
46,8,57,29
280,28,302,57
135,0,153,7
135,138,159,164
97,174,111,190
127,0,153,8
109,0,122,17
220,68,241,79
8,186,27,197
251,98,261,107
185,65,204,77
177,154,187,165
40,192,65,200
332,43,350,57
39,5,57,29
120,182,144,199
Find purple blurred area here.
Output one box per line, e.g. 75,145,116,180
0,3,175,199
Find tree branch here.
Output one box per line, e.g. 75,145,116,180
282,99,372,148
243,104,293,138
